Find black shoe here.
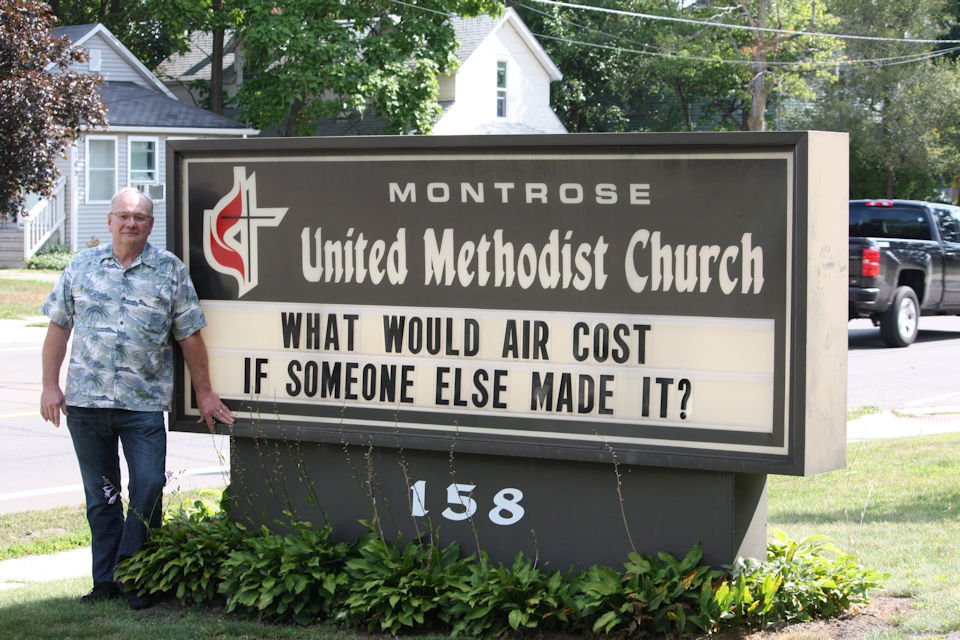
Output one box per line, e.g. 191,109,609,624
126,589,154,610
80,582,122,603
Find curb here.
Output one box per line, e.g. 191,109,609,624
846,409,960,441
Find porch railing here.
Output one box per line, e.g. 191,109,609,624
19,176,66,261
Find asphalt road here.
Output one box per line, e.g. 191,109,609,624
847,316,960,411
0,320,230,515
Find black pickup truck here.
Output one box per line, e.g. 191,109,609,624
849,199,960,347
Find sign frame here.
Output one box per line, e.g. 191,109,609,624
168,131,848,477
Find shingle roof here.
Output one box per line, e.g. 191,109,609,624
450,9,561,80
450,13,499,63
154,31,237,83
455,121,551,135
100,82,249,129
308,110,392,136
52,24,99,44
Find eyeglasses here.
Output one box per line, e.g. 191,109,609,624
110,213,153,225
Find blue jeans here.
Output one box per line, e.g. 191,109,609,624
66,407,167,584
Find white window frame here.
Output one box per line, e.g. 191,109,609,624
128,136,160,185
496,60,508,118
85,135,118,204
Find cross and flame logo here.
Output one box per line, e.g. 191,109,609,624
203,167,287,297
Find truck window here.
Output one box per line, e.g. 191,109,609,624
933,207,960,242
849,206,932,240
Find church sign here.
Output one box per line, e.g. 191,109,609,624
169,132,847,477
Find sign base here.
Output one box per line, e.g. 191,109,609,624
230,437,767,569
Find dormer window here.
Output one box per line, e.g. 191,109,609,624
496,60,507,118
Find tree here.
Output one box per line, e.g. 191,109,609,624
48,0,193,69
234,0,503,136
0,0,106,221
733,0,843,131
517,0,842,132
49,0,173,68
788,0,960,198
48,1,241,114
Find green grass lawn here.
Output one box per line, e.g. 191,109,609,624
0,277,53,320
1,434,957,638
768,434,960,636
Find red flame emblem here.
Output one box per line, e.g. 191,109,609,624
203,167,287,297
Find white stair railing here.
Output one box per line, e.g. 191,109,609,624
19,176,66,261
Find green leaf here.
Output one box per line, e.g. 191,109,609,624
594,610,622,633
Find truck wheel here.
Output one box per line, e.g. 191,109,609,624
879,286,919,347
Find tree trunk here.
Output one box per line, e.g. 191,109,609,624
885,167,895,198
211,29,224,114
210,0,225,115
284,99,303,137
747,0,768,132
674,82,692,131
747,72,768,132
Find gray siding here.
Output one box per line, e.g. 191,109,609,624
67,32,157,88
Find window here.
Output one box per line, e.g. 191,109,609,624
933,207,960,242
86,137,117,202
129,138,158,184
496,60,507,118
848,205,933,241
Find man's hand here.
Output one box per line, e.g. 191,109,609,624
40,385,67,427
179,331,236,434
196,390,235,434
41,321,71,428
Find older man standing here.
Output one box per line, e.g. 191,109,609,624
39,187,234,609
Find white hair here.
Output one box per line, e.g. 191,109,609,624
111,187,154,217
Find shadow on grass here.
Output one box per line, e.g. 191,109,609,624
0,578,345,639
772,490,960,524
0,579,129,640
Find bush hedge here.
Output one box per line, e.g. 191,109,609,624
26,242,72,271
115,499,884,636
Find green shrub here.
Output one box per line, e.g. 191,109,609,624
574,544,724,636
449,552,576,637
27,242,72,271
218,518,351,624
716,530,885,629
341,524,473,634
114,499,245,605
121,502,883,637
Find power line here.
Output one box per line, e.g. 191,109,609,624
518,2,960,70
533,31,960,69
388,0,960,70
527,0,960,45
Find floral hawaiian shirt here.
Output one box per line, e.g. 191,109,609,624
42,242,206,411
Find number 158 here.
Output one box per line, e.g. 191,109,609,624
409,480,525,526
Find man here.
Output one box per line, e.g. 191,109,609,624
40,187,235,609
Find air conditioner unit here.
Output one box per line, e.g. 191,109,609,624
147,183,165,201
134,183,165,201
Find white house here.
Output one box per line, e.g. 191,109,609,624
0,24,257,267
434,8,565,135
156,8,566,136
